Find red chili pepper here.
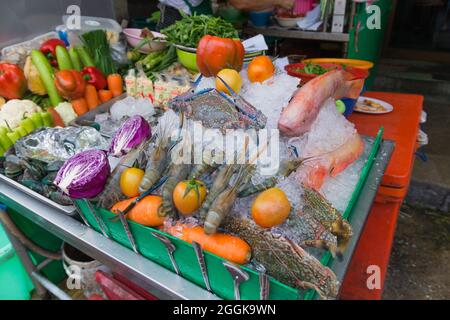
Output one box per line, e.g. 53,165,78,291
40,39,66,67
0,63,27,100
81,66,107,90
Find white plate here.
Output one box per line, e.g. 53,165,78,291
355,97,393,114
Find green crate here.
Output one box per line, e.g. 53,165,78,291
75,129,383,300
0,224,34,300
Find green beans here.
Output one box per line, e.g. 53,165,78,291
161,13,239,48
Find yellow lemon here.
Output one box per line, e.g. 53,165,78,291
215,69,242,95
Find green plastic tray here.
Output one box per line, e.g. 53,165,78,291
75,128,384,300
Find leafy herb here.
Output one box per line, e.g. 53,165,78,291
294,62,333,75
161,13,239,48
81,30,117,76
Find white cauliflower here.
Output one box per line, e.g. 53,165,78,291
0,99,42,129
55,102,77,126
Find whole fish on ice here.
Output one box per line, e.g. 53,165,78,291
276,70,366,191
278,70,365,137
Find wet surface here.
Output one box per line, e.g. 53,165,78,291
383,204,450,300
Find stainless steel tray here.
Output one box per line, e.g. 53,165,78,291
0,174,76,216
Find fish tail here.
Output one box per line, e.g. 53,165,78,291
346,79,364,99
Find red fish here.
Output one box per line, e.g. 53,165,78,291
278,70,365,137
295,133,365,191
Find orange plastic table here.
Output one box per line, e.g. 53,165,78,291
340,92,423,300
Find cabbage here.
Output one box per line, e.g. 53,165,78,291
54,149,110,199
109,115,151,157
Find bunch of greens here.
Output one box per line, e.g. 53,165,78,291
136,46,178,77
81,30,117,76
161,13,239,48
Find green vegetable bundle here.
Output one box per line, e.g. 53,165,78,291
161,13,239,48
137,46,178,77
81,30,117,76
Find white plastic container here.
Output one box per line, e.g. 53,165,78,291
62,15,122,46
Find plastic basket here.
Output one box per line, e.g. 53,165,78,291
0,224,34,300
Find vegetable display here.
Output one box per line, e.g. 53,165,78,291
197,35,244,77
161,14,239,48
54,149,110,199
109,115,151,157
0,63,27,100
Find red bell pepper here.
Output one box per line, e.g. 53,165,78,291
0,63,27,100
81,66,107,90
40,39,66,67
196,35,245,77
54,70,87,100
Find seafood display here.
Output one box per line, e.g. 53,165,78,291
0,25,378,301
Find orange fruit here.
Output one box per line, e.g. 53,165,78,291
247,56,275,83
112,195,165,227
215,69,242,95
251,188,291,228
120,168,145,198
173,179,207,216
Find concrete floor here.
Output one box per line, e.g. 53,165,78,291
373,59,450,300
383,204,450,299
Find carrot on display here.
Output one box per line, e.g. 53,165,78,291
84,84,99,110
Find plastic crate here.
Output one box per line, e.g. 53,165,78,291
74,130,383,300
0,224,34,300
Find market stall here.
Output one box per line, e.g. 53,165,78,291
0,12,409,301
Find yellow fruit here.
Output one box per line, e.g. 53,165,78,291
120,168,145,198
251,188,291,228
215,69,242,95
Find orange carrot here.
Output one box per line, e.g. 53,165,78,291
47,107,65,127
107,74,123,97
112,196,165,227
84,84,99,110
71,98,89,116
98,90,113,103
166,224,251,265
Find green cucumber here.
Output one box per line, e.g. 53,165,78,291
69,47,83,71
76,46,95,67
31,49,63,107
56,46,73,71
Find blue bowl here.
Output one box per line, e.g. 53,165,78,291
249,10,273,27
342,86,366,117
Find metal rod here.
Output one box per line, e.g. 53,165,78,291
31,272,72,300
83,199,110,238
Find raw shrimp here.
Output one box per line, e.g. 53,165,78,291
158,163,192,217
